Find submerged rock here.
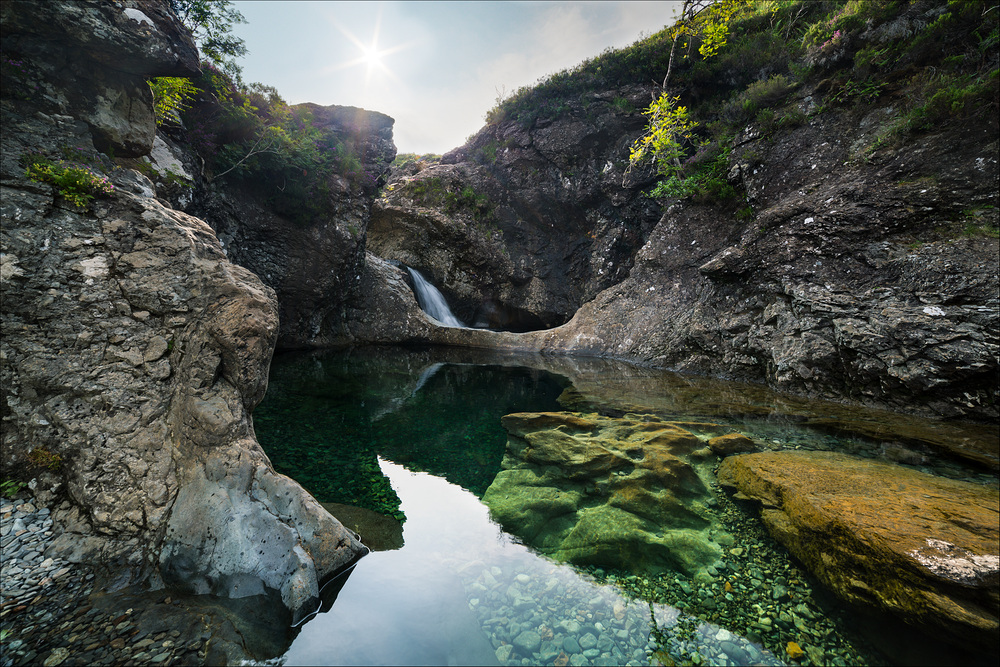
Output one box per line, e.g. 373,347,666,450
483,412,728,575
717,450,999,652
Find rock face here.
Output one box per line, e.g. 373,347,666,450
0,0,364,625
539,104,999,421
0,0,199,156
483,412,728,575
189,104,396,349
369,85,664,329
717,451,999,651
359,12,999,422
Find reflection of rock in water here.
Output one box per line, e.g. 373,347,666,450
483,411,732,576
322,502,404,552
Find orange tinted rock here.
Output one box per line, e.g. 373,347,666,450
707,432,758,456
786,641,804,660
718,451,999,650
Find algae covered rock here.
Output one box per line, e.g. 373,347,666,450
717,450,999,652
483,412,727,575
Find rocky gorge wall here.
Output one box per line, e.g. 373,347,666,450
180,103,397,349
368,84,664,330
359,3,999,424
0,0,365,629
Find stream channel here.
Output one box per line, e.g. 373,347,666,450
253,345,998,667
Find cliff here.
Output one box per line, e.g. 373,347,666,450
0,0,365,631
360,0,999,422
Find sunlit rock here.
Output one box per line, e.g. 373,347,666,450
718,450,1000,651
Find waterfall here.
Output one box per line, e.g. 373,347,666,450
405,267,465,328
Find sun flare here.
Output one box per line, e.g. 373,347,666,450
320,8,416,88
362,44,382,67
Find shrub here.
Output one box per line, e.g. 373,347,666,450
1,479,26,499
407,177,492,218
149,76,199,126
27,448,63,471
22,154,114,208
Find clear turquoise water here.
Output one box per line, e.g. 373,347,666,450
254,346,996,667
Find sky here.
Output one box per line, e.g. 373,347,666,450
231,1,683,155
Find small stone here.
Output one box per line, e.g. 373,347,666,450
515,574,531,584
786,642,805,660
43,647,70,667
495,645,513,663
563,636,581,653
579,633,597,650
150,652,171,663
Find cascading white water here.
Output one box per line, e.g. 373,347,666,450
405,267,465,328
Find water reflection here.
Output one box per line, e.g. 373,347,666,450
283,459,780,667
255,346,997,666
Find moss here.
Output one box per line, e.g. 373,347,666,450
27,448,63,471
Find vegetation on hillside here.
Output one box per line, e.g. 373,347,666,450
148,0,378,225
485,0,999,208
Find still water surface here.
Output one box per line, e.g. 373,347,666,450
254,346,997,667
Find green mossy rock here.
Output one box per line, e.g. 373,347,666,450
483,412,726,575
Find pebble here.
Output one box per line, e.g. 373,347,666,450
0,496,203,667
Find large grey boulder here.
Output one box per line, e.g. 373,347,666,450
0,0,365,624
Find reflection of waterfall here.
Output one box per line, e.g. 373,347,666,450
412,362,444,396
372,362,446,423
406,267,465,328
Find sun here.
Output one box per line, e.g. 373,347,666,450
320,9,416,88
361,44,382,67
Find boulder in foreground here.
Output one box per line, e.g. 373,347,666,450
484,412,728,575
717,450,999,652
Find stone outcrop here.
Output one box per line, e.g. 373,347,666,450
186,104,396,349
0,0,199,156
358,10,998,423
717,450,999,652
368,85,664,329
364,94,998,421
536,102,999,422
483,412,730,576
0,0,364,626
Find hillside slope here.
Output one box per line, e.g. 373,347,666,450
363,0,999,421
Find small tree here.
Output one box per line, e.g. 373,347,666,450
169,0,248,81
628,94,697,181
628,0,743,184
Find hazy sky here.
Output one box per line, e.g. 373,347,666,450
231,1,682,154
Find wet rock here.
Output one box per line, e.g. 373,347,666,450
514,629,542,653
718,450,999,650
484,412,727,575
708,433,759,457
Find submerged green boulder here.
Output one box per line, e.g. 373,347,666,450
483,412,727,575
